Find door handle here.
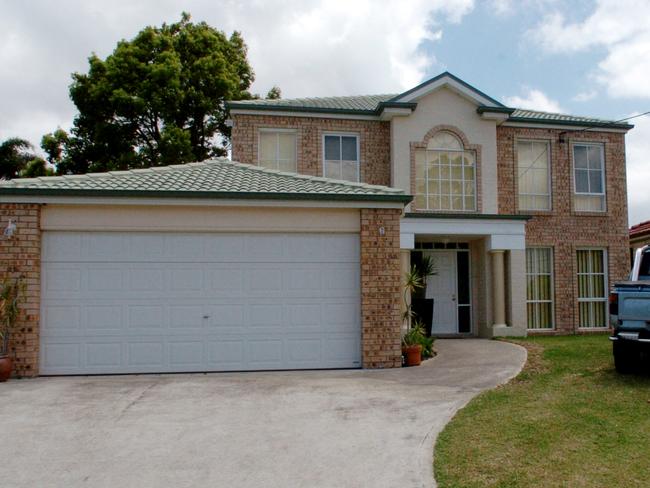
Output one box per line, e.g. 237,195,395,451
452,295,456,302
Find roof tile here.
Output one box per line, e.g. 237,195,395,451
0,158,410,203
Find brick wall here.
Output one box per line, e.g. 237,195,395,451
360,208,403,368
231,114,392,186
497,127,629,334
0,203,41,377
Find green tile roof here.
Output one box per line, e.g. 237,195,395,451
228,72,632,130
0,158,411,203
230,94,395,113
508,109,632,129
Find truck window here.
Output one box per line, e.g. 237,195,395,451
640,251,650,280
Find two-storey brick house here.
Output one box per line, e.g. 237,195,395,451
228,72,632,338
0,72,632,377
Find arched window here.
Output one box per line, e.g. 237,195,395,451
414,131,476,211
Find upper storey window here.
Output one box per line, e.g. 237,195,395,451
258,129,297,172
517,140,551,211
573,144,606,212
323,133,359,182
414,131,476,211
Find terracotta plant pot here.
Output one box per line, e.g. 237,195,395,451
0,356,12,382
403,344,422,367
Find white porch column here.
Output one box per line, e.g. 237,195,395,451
490,250,507,328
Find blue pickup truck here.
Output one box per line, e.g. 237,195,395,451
609,245,650,373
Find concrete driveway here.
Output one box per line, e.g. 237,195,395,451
0,339,525,488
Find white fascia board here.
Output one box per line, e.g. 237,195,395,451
501,121,629,133
0,195,405,209
480,112,510,122
401,217,526,245
395,77,499,107
379,107,413,121
488,234,526,251
230,109,380,121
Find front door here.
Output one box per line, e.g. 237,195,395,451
425,251,458,334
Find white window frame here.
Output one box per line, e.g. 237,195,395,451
525,247,555,330
257,128,298,171
571,143,606,212
516,139,552,211
576,247,609,329
415,140,477,212
322,132,360,182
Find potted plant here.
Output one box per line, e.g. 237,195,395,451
0,276,24,382
402,321,425,366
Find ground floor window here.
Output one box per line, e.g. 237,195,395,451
577,248,608,328
526,247,554,329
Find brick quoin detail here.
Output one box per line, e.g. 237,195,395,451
231,114,391,186
0,203,41,377
360,208,402,368
497,127,629,334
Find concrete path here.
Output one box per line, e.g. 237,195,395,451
0,339,525,488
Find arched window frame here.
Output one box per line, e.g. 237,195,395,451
410,125,482,213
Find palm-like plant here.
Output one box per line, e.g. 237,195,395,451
403,265,424,329
0,277,24,356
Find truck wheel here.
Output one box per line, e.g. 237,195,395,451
613,341,638,374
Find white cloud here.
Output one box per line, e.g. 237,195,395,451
489,0,516,16
0,0,475,149
572,90,597,102
503,88,564,113
530,0,650,99
626,114,650,225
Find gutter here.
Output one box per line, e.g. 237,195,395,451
0,188,414,204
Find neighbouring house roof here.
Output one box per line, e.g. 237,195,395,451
630,220,650,239
227,72,633,130
0,158,412,203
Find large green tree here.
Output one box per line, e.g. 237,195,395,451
44,13,258,174
0,138,52,179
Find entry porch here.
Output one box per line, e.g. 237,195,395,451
400,213,529,338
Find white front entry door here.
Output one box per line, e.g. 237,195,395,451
40,231,361,375
425,251,458,334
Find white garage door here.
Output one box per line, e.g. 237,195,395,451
40,232,361,374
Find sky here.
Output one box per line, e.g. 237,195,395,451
1,0,649,224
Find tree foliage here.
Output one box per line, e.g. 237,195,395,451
44,13,258,174
0,138,51,179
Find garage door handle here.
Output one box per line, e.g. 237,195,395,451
203,315,211,319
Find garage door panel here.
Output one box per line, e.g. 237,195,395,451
86,342,122,368
128,342,165,367
85,233,127,259
169,341,205,367
43,266,82,295
208,304,245,329
209,267,244,294
42,343,81,370
129,268,165,291
44,306,81,331
169,305,205,330
87,267,124,291
288,303,322,329
247,339,283,368
85,305,122,330
245,234,285,260
287,338,322,364
208,340,245,369
41,231,361,374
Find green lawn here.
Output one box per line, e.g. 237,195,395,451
434,336,650,488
